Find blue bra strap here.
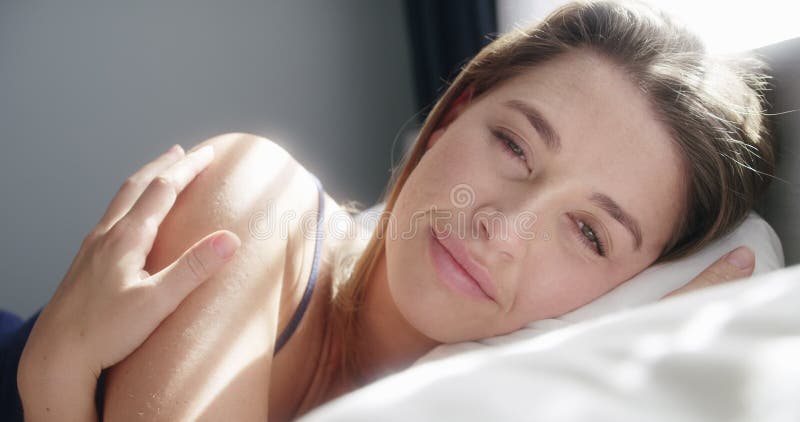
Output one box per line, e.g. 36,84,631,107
273,173,325,356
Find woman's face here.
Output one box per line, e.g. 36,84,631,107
385,49,686,343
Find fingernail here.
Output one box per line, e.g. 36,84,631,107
168,144,183,155
212,232,240,259
726,246,754,270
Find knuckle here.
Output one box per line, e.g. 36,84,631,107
704,266,732,285
108,219,146,244
108,218,131,238
140,217,159,238
129,223,151,241
185,248,208,281
151,175,178,198
122,176,144,191
83,228,102,245
102,222,128,250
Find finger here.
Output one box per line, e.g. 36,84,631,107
663,246,755,300
111,145,215,260
97,144,185,231
146,230,240,315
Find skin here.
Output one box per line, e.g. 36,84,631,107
349,48,687,382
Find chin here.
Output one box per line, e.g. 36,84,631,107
387,272,495,343
385,220,496,343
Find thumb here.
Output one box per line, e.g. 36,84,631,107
664,246,755,300
150,230,241,313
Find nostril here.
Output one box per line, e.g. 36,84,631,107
480,216,491,240
475,212,515,262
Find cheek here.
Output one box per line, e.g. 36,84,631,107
435,139,505,204
397,147,479,218
513,262,617,322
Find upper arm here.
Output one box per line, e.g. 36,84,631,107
102,132,319,420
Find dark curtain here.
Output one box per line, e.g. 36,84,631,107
404,0,498,121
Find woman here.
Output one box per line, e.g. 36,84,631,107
10,0,773,420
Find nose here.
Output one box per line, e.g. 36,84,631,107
473,207,527,263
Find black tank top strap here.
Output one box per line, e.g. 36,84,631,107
273,172,325,356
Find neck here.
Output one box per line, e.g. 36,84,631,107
304,251,441,416
351,252,441,386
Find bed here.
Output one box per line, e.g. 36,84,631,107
296,36,800,422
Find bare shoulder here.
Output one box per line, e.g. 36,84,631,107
103,132,322,420
143,132,322,284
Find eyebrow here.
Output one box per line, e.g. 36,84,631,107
502,99,562,154
589,192,643,252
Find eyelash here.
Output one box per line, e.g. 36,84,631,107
572,217,607,257
491,128,529,166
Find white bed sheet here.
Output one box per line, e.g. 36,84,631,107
298,263,800,422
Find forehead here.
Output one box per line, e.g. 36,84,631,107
478,49,686,253
487,50,647,132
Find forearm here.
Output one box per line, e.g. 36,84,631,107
17,347,99,422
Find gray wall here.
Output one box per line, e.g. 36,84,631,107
753,37,800,266
0,0,417,317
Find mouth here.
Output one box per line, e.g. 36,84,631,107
428,227,498,303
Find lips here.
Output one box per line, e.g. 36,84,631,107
431,227,498,302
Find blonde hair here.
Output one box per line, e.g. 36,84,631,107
327,0,776,384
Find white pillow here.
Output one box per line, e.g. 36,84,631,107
353,204,784,361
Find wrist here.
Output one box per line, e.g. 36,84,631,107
18,338,100,421
21,311,100,376
18,361,99,422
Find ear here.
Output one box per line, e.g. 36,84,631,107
425,85,475,150
426,128,446,150
442,84,475,127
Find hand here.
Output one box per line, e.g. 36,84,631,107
20,144,241,380
661,246,755,300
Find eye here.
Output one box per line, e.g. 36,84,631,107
570,215,607,257
491,128,530,170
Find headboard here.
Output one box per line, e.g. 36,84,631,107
753,37,800,266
